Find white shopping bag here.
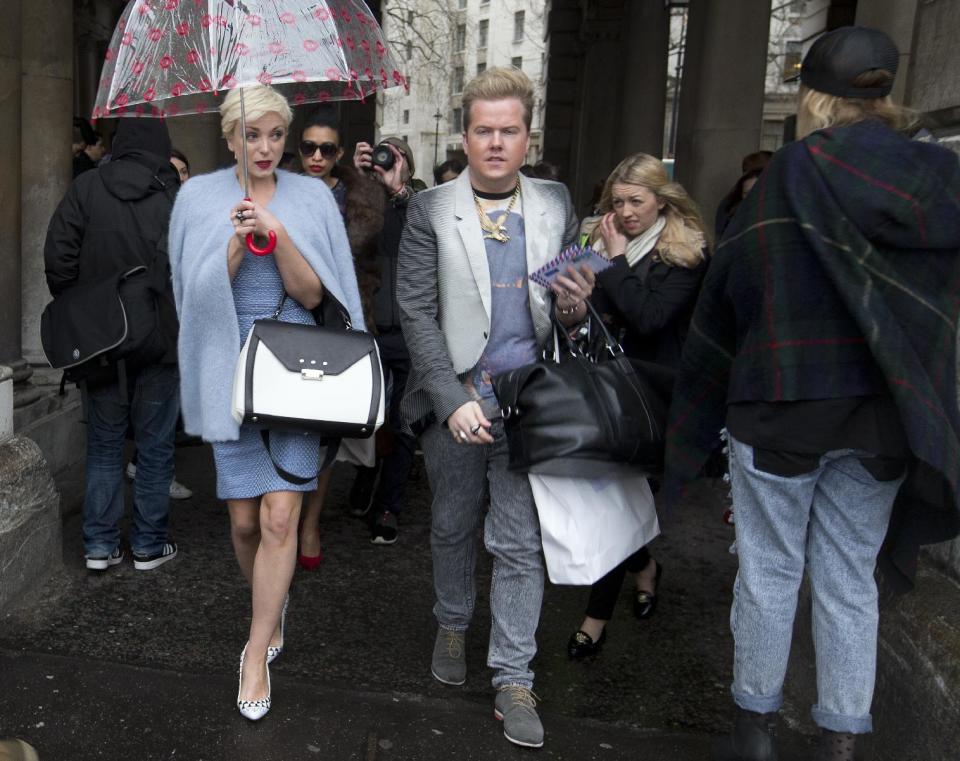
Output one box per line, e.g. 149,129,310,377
529,473,659,585
335,435,376,467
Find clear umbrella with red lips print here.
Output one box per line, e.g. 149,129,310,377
92,0,407,254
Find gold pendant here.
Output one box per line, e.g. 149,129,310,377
484,226,510,243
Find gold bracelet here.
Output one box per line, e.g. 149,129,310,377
556,301,582,316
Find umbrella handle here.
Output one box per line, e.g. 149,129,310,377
241,197,277,256
246,230,277,256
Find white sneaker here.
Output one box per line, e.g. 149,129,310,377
127,462,193,500
85,546,124,571
169,479,193,500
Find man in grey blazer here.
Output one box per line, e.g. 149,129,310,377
397,68,595,749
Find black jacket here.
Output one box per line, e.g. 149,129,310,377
45,120,180,363
591,249,707,370
371,189,411,340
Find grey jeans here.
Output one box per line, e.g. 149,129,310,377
421,417,544,689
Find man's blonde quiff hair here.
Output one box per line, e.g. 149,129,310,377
461,67,534,132
795,70,915,138
220,85,293,141
586,153,709,269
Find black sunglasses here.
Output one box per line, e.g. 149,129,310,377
298,140,339,159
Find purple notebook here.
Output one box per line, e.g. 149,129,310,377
529,244,612,289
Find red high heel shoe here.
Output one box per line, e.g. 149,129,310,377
298,534,323,570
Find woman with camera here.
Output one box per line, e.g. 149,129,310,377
168,85,365,719
295,109,384,568
567,152,709,659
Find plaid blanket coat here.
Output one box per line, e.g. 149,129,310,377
664,120,960,592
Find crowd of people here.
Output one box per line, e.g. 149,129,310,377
43,25,960,761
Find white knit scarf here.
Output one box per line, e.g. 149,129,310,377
624,215,667,267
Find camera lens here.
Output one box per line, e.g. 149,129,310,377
371,144,396,171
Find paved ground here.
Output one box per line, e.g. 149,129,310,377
0,444,818,760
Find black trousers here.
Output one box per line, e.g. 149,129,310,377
585,545,651,621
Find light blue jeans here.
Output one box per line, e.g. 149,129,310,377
421,417,544,689
726,434,905,734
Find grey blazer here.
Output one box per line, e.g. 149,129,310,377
397,169,578,431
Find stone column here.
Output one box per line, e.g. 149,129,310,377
855,0,919,105
167,114,226,177
0,1,22,368
673,0,772,227
20,0,73,368
614,0,668,161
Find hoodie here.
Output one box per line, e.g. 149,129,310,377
44,117,181,361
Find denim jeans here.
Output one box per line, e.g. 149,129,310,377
727,434,905,734
83,364,179,557
421,417,544,689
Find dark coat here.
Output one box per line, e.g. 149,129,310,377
44,119,180,362
664,120,960,591
591,249,707,370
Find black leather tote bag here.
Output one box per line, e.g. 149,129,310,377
491,301,674,477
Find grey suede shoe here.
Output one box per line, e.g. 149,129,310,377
494,684,544,748
430,627,466,685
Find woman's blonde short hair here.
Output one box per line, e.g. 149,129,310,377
462,67,534,132
796,70,916,138
586,153,709,268
220,85,293,140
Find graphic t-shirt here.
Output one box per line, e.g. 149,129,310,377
465,195,538,413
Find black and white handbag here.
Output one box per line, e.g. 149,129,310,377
231,291,385,441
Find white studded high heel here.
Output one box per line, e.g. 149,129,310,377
266,594,288,665
237,644,271,721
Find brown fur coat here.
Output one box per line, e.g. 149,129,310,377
330,164,384,332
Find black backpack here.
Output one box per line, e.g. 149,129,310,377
40,258,167,387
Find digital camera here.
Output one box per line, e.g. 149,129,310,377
371,142,396,171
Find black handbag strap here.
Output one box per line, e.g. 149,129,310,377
550,297,624,363
259,429,340,486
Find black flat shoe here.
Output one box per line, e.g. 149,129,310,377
566,628,606,660
633,561,663,620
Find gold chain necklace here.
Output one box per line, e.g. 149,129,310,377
474,182,521,243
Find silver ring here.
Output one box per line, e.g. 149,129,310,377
470,424,481,435
236,210,245,221
458,430,469,441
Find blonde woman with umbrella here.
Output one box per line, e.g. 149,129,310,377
168,85,365,720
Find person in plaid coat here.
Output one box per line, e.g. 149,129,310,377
665,27,960,761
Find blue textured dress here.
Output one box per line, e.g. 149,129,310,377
211,249,322,499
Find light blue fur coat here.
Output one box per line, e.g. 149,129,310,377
168,167,364,442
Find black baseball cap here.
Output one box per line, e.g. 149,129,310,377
793,26,899,98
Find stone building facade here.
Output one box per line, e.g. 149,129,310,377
377,0,548,185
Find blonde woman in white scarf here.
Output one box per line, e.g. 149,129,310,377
567,152,710,660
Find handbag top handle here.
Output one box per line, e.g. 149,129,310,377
550,297,625,363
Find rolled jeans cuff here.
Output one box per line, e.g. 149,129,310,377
732,686,782,715
811,705,873,734
492,675,534,690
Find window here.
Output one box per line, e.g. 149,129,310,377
513,11,525,43
402,135,408,144
405,41,412,61
458,0,467,7
478,19,488,48
455,23,466,51
480,0,489,5
476,61,486,75
511,56,523,71
403,109,409,125
782,40,802,80
452,66,465,94
451,107,462,133
407,10,414,24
